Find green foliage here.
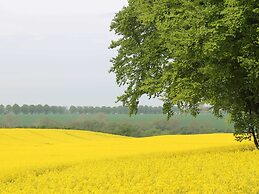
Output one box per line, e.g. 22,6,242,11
110,0,259,148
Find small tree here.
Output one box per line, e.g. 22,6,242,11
0,105,5,114
21,104,29,114
12,104,21,114
43,104,50,114
69,105,77,114
110,0,259,148
1,113,19,128
5,105,12,114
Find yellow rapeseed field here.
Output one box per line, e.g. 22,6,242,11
0,128,258,194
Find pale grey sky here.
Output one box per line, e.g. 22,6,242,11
0,0,161,106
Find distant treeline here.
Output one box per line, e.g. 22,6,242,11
0,104,166,115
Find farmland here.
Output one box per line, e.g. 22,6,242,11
0,113,233,136
0,129,258,193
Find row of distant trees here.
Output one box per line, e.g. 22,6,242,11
0,104,165,115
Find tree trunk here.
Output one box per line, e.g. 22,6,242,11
249,107,259,149
251,127,259,149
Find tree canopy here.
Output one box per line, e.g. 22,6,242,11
110,0,259,148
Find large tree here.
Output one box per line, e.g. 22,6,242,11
109,0,259,148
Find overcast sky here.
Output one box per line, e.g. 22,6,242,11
0,0,161,106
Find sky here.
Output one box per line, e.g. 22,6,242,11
0,0,161,107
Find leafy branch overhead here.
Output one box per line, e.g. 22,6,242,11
110,0,259,148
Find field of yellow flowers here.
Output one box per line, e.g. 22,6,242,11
0,128,258,193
